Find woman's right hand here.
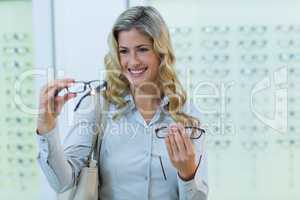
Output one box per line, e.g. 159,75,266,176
37,78,76,134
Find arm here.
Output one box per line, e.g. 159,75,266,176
177,136,209,200
36,95,97,193
37,126,73,193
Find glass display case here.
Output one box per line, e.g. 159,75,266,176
129,0,300,199
0,1,39,199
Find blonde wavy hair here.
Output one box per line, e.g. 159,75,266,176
103,6,199,126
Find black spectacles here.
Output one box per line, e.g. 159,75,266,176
155,126,205,139
155,126,205,181
63,80,107,111
66,80,104,93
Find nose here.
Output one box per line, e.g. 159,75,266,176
128,52,141,67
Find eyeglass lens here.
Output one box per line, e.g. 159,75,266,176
156,126,204,139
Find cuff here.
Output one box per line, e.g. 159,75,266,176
195,176,209,196
36,126,60,160
178,173,197,192
178,174,209,197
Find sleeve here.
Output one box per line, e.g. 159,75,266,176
36,95,100,193
177,102,209,200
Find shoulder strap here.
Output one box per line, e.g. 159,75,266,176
94,92,108,162
87,91,108,166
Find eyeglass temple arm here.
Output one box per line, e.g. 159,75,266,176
95,81,107,93
74,81,107,112
74,91,91,112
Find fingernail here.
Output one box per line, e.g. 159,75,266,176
170,123,176,128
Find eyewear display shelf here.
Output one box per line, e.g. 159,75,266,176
138,0,300,200
0,1,39,200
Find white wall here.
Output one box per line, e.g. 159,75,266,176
32,1,127,199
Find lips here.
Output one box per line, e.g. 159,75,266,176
128,67,148,76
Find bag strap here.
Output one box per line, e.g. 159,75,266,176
87,91,108,166
94,91,108,162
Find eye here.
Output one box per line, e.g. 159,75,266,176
119,49,128,54
138,47,149,52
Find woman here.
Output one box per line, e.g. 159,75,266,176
36,6,208,200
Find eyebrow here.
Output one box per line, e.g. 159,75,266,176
119,44,152,49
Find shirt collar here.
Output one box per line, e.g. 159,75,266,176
123,93,170,112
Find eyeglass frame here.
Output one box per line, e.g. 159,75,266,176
155,125,205,181
155,126,205,139
62,80,107,112
66,80,103,93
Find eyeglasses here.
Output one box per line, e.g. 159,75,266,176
169,26,192,37
200,26,230,35
60,80,107,111
275,25,300,34
155,126,205,181
240,54,268,64
200,40,229,50
199,54,230,64
238,25,267,35
278,53,300,63
3,33,28,42
3,46,30,55
238,40,268,50
155,126,205,139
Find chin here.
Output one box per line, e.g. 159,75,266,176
129,79,145,88
124,72,158,89
132,81,160,94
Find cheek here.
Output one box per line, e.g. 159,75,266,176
119,57,127,70
150,57,160,74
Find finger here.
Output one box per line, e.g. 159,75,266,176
173,126,187,155
168,130,179,155
46,87,61,102
41,78,75,95
54,93,77,113
48,78,75,89
183,133,194,155
165,136,174,158
40,79,66,94
178,123,195,154
55,92,77,105
46,80,75,100
43,87,64,113
177,123,188,150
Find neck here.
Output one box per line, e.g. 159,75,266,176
130,83,162,113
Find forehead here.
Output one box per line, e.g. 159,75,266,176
117,28,152,47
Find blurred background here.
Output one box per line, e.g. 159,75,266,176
0,0,299,199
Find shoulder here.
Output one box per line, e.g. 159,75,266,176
62,93,111,145
73,92,122,123
181,99,203,121
182,101,202,117
72,92,110,121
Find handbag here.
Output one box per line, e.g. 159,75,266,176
58,91,109,200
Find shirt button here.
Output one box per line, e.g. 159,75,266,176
144,151,149,156
145,127,149,133
41,138,46,142
145,176,148,181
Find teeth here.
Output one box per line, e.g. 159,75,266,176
129,67,147,74
131,70,143,74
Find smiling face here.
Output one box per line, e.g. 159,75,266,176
118,28,161,90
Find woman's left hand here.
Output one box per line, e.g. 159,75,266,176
165,123,197,181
